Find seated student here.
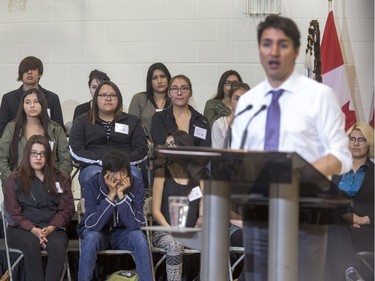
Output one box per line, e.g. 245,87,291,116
325,122,374,281
211,82,250,149
0,88,72,188
152,130,207,281
69,80,148,185
0,56,64,137
4,135,75,281
151,74,211,147
73,69,110,120
203,70,243,127
77,150,153,281
129,62,172,141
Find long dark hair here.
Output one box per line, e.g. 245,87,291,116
214,70,243,100
9,88,51,170
87,81,124,126
146,63,172,108
167,130,208,194
18,135,58,196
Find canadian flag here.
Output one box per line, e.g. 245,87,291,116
321,11,357,131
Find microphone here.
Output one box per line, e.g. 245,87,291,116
234,104,253,119
239,105,267,149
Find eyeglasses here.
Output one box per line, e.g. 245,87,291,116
30,151,46,158
165,140,176,147
169,86,190,94
349,137,367,145
98,93,118,100
224,80,237,86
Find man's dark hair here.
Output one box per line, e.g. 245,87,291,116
18,56,44,81
257,15,301,50
102,150,131,175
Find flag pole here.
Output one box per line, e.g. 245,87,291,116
328,0,332,12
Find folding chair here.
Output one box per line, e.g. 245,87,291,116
356,251,374,274
76,198,136,266
228,246,245,281
1,202,71,281
143,197,201,274
144,197,245,280
1,204,24,281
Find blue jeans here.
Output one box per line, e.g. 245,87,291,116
78,165,143,189
78,228,153,281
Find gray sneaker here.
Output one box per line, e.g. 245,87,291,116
345,267,365,281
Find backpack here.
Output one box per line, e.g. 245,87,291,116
105,270,139,281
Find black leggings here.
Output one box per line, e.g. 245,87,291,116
7,227,68,281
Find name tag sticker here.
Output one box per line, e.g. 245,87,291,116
194,126,207,140
115,123,129,135
49,141,54,151
55,182,63,193
188,186,203,202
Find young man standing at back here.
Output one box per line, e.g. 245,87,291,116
0,56,64,137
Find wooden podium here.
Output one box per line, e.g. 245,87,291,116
153,146,351,281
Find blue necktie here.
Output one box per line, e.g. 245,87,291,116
264,89,284,151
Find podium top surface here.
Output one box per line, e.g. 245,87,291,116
153,146,349,205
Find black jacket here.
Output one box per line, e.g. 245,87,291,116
73,101,91,121
0,85,64,137
151,105,211,147
332,159,374,226
69,112,148,167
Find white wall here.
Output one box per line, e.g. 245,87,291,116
0,0,373,121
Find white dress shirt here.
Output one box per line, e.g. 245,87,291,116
231,70,352,174
211,116,229,149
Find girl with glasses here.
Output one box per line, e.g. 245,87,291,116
151,75,211,147
326,122,374,280
203,70,243,127
69,80,148,188
4,134,75,281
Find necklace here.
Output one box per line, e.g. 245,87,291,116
154,95,166,109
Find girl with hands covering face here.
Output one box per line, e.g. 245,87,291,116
77,150,153,281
